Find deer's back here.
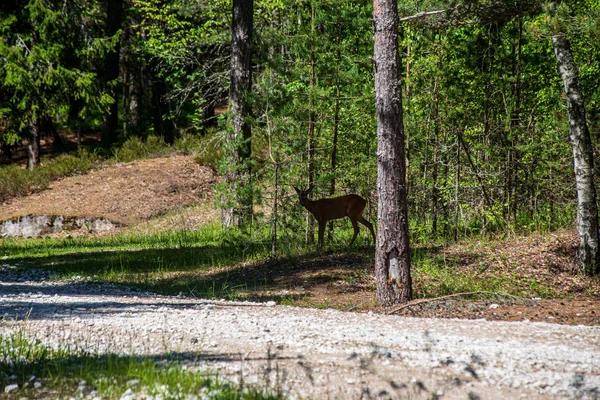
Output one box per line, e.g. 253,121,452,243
313,194,367,220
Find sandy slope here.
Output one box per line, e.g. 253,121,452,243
0,156,217,226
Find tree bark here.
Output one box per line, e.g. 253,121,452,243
271,162,279,256
151,75,175,144
222,0,254,228
306,4,316,244
431,47,441,237
328,7,342,241
27,112,40,170
373,0,412,305
123,15,147,139
44,116,65,152
454,130,460,241
552,34,599,275
101,0,123,147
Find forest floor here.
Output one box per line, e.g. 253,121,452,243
1,154,599,327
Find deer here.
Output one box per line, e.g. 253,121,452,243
293,186,376,250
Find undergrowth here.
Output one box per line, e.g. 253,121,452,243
0,132,222,205
0,149,100,203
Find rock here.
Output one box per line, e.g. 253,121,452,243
4,384,19,393
0,215,118,238
126,379,140,388
120,388,135,400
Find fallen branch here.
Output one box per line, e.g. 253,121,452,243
386,291,536,315
398,2,542,27
398,8,456,23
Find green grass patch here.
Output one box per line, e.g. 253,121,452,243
0,222,377,301
112,132,224,166
410,245,559,299
412,257,511,299
1,218,574,305
0,333,285,399
0,225,273,298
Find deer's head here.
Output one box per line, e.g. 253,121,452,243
293,186,313,207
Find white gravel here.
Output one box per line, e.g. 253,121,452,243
1,267,599,399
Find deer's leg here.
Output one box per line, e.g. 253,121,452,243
318,220,326,250
357,216,376,244
349,219,360,246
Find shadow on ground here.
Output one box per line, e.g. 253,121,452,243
0,240,447,318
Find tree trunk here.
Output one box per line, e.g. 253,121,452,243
271,162,279,257
552,34,599,275
328,7,342,242
151,75,175,144
306,4,316,245
454,130,461,241
44,116,65,152
510,19,523,220
27,113,40,170
373,0,412,305
123,18,146,139
77,119,83,148
431,67,440,237
102,0,123,147
223,0,254,228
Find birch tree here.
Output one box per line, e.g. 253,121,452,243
552,33,599,275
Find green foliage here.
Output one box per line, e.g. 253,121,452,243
0,0,115,147
185,129,223,170
129,0,230,131
1,0,599,248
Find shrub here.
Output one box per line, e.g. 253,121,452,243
112,136,170,163
190,130,223,170
0,149,100,203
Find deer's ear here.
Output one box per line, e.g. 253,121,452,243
306,186,314,194
293,186,301,194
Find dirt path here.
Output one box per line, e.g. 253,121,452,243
1,270,599,399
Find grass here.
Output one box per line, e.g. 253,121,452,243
412,256,512,299
0,222,576,306
0,332,285,399
0,225,270,298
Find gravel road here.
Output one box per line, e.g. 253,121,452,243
1,266,599,399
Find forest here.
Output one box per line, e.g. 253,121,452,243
1,1,600,281
3,1,600,396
